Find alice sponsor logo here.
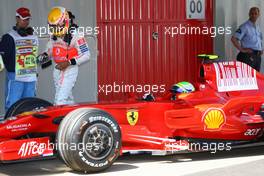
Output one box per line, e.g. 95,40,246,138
18,141,46,157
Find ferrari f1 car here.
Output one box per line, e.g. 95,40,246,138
1,56,264,173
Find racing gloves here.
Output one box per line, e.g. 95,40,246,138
37,52,52,69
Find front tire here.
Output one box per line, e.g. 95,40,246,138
57,108,121,173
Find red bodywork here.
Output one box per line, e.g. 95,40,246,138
1,61,264,162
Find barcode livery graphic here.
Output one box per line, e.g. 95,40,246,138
213,62,258,92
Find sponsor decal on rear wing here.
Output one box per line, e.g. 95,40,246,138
213,62,258,92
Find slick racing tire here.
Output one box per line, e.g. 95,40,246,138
5,97,53,119
57,108,121,173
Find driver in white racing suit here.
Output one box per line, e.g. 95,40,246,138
41,6,90,105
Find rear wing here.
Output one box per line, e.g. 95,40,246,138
199,61,259,93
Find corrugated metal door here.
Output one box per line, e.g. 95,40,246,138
97,0,214,102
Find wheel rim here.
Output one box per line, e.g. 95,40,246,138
82,123,114,160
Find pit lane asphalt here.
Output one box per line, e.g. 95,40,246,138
0,146,263,176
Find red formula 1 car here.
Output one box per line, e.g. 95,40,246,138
1,58,264,173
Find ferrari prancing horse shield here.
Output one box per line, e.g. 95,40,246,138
127,110,138,126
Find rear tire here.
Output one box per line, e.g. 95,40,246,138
57,108,121,173
5,97,53,119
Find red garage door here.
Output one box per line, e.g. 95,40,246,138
97,0,214,102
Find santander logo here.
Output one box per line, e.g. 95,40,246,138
18,141,46,157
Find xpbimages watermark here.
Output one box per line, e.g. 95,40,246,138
17,140,232,158
99,82,166,95
32,25,99,37
18,141,103,157
164,24,232,38
165,140,232,154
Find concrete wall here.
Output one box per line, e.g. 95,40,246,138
214,0,264,72
0,0,97,115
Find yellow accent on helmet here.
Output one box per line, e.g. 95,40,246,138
47,6,70,37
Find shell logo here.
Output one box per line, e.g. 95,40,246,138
202,108,226,131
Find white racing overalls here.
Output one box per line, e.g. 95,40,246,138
46,32,90,105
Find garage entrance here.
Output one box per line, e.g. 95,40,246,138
97,0,214,102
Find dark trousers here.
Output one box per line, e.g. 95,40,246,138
237,51,262,72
